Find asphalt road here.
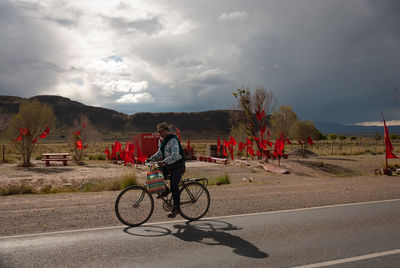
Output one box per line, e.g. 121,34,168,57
1,199,399,268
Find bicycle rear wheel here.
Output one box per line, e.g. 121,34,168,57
115,185,154,227
179,182,210,221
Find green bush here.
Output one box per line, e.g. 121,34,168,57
210,173,230,185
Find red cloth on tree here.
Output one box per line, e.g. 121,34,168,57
76,140,83,149
256,109,265,122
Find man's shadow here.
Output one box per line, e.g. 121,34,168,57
123,220,268,259
172,220,268,259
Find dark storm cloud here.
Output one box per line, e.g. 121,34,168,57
1,0,399,124
0,1,64,96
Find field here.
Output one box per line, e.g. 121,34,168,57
0,138,399,195
1,138,400,236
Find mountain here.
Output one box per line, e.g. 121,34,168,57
0,95,232,139
314,121,400,135
1,95,397,139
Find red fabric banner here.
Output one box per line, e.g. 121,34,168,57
384,120,398,159
307,136,314,146
76,140,83,149
256,109,265,122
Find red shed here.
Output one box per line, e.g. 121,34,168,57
132,133,160,157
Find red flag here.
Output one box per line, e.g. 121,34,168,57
307,136,314,146
19,128,28,135
40,127,50,138
384,120,397,159
246,138,253,146
136,143,147,162
222,139,228,157
260,125,266,135
273,138,285,156
114,141,122,152
186,138,191,150
76,140,83,149
175,128,181,142
256,109,265,122
229,136,237,146
105,148,110,160
238,141,244,152
14,135,22,142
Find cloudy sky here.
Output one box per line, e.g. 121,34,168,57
0,0,399,124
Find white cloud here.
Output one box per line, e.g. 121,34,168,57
116,92,154,104
219,11,247,21
352,120,400,127
97,80,149,96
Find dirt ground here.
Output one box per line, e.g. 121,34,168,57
1,154,400,236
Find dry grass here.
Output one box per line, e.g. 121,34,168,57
0,169,138,196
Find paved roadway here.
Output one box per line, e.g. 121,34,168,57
1,199,400,268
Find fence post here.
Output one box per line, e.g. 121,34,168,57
2,144,5,161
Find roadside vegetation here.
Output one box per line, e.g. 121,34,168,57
209,173,231,186
0,170,138,196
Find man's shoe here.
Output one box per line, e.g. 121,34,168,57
167,209,179,218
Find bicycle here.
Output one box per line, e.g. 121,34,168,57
115,162,211,227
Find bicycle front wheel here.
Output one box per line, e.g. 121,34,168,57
115,185,154,227
179,182,210,221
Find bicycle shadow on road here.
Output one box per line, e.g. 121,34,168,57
172,220,268,259
123,225,172,237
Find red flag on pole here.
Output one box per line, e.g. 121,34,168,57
306,136,314,146
384,120,397,159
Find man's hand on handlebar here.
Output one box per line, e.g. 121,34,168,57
157,161,165,167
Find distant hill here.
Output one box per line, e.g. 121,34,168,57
314,121,400,135
0,95,232,139
1,95,397,139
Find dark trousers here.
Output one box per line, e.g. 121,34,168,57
162,159,185,210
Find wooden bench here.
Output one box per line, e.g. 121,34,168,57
41,153,71,166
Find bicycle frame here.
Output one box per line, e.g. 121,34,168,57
158,178,208,208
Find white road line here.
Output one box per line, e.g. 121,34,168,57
292,249,400,268
1,198,399,240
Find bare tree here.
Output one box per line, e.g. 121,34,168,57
232,86,277,154
7,99,56,167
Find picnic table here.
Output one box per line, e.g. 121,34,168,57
41,153,71,166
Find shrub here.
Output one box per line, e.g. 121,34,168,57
88,154,106,160
120,172,138,189
210,173,230,185
0,184,37,195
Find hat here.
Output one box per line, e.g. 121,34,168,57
157,122,170,131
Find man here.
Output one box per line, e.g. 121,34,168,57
147,122,186,218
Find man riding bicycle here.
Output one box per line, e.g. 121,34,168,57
146,122,186,218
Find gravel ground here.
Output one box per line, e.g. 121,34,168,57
1,155,400,237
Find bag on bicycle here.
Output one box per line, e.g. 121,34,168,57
146,170,166,194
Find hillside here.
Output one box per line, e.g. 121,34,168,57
0,95,233,139
1,95,395,139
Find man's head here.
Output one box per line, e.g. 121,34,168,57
157,122,170,139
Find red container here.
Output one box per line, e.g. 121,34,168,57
132,133,160,157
